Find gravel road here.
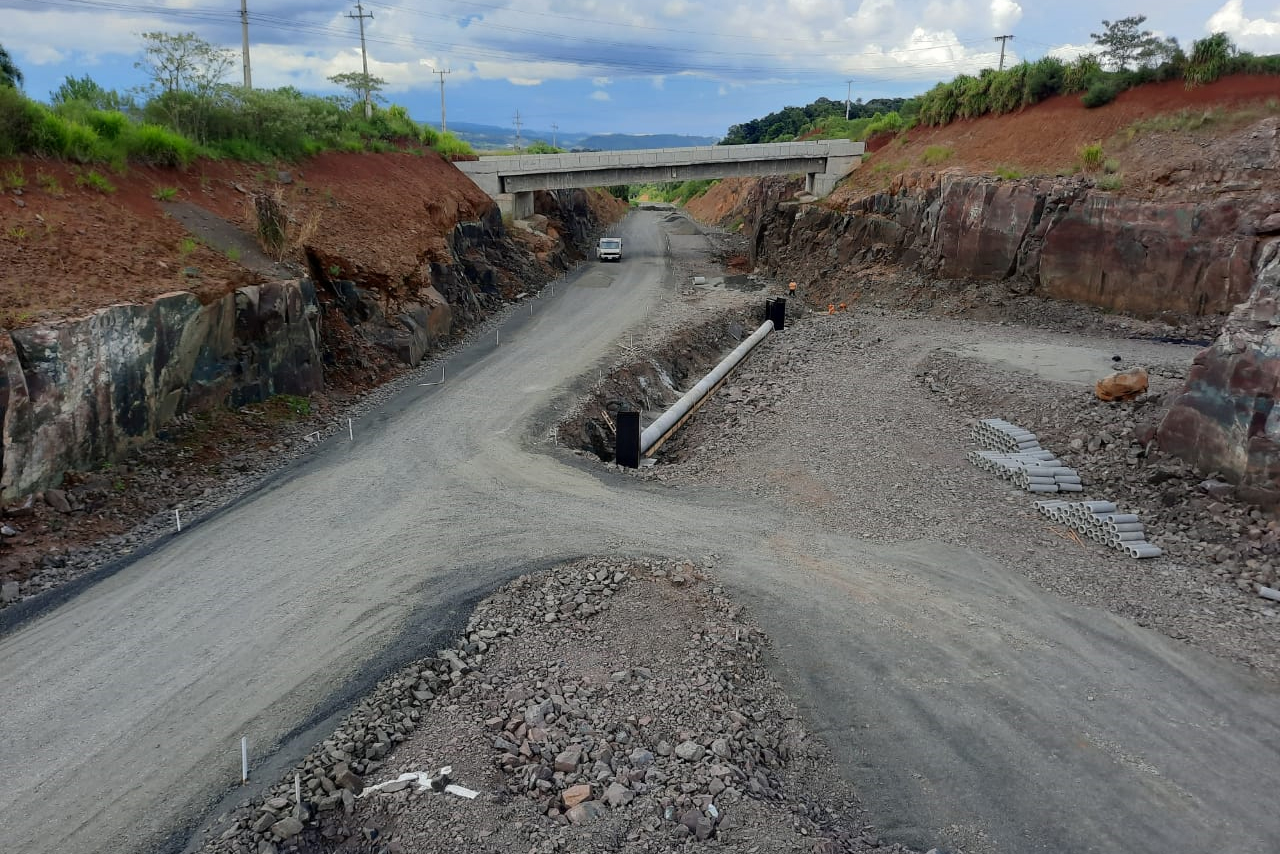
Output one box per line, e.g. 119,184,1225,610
2,211,1279,854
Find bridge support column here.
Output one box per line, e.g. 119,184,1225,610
497,191,535,220
810,154,862,198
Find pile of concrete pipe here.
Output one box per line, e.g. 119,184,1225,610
1035,500,1163,559
968,419,1083,493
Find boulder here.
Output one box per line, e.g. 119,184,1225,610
562,784,592,808
1095,367,1149,402
565,801,606,825
1160,242,1280,499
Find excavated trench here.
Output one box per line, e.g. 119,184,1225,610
559,305,780,463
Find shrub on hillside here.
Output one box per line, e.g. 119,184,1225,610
1185,32,1235,86
1023,57,1066,105
918,80,960,126
1082,74,1126,107
987,64,1027,114
433,132,474,158
1062,54,1103,93
126,123,196,166
0,87,46,156
955,73,991,119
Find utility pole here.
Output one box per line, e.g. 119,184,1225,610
433,68,451,133
513,110,523,151
239,0,252,89
994,34,1014,71
551,122,558,149
845,80,853,120
347,1,374,118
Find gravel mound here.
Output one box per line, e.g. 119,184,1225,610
197,558,911,854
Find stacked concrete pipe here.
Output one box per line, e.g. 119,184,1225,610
1035,500,1163,559
968,419,1083,493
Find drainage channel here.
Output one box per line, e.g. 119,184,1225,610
617,298,786,467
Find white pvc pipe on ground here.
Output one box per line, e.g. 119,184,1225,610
640,319,774,454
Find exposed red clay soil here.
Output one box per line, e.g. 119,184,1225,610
685,74,1279,226
0,151,493,328
835,74,1280,202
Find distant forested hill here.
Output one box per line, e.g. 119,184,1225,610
573,133,718,150
721,96,909,145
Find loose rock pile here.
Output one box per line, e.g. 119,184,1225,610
198,558,908,854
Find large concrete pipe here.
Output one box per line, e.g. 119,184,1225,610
639,317,774,458
615,303,782,467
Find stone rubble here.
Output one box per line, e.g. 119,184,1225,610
196,558,911,854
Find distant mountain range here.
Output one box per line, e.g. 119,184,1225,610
443,121,718,151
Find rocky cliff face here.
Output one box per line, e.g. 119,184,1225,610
751,171,1276,319
0,281,322,498
1159,240,1280,502
0,188,617,499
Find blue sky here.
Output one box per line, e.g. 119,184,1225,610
4,1,1279,138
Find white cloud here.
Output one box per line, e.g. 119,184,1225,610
990,0,1022,32
24,46,68,66
590,89,611,100
592,76,612,87
1207,1,1280,51
1046,42,1095,61
662,0,690,16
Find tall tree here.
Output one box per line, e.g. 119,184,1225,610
1091,15,1164,71
134,32,233,141
327,71,387,111
51,74,125,111
0,43,23,89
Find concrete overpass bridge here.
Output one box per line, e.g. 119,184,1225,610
456,139,864,219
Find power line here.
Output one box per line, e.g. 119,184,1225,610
346,1,375,119
239,0,251,89
19,0,1018,84
994,34,1014,71
432,67,451,133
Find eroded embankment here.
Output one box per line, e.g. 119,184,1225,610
0,183,619,501
0,166,624,597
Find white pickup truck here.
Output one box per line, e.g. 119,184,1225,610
596,237,622,262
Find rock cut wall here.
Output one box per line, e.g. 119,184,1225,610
751,172,1277,319
0,188,621,499
0,281,323,499
1159,240,1280,502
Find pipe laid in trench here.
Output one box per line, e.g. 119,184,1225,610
639,317,775,458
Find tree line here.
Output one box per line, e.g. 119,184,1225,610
721,15,1280,144
0,32,473,166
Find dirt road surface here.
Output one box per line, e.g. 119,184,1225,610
1,211,1278,854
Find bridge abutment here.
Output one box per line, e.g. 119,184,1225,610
497,192,535,220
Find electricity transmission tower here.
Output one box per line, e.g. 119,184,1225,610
551,123,558,149
433,68,451,133
994,34,1014,71
513,110,523,151
240,0,252,88
347,1,374,118
845,80,853,119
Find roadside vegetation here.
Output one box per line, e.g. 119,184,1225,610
913,18,1277,127
722,16,1279,146
0,31,473,167
632,179,718,205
